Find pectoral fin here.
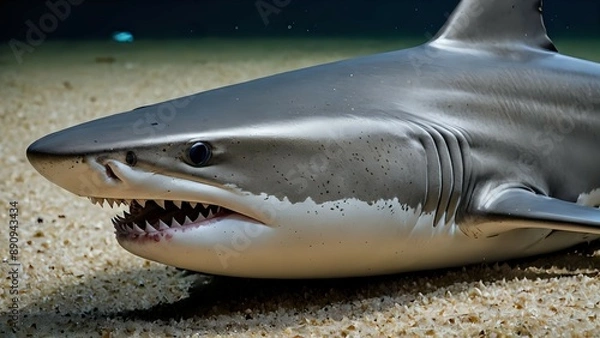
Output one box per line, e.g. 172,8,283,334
463,188,600,238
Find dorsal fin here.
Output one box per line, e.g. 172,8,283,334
431,0,557,52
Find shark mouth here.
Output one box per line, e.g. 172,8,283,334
87,198,232,237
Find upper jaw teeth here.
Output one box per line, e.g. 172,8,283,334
87,197,189,209
89,197,129,208
154,199,166,209
112,206,223,236
87,197,214,213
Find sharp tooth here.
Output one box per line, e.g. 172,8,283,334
136,199,147,207
200,209,209,218
183,216,193,225
189,202,197,208
124,199,132,206
158,220,169,230
155,200,166,209
132,223,145,234
171,218,181,228
202,203,210,209
107,199,115,208
98,198,106,207
111,218,118,226
125,224,134,233
173,200,182,209
145,221,158,233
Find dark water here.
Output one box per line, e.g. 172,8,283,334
0,1,598,68
1,0,599,42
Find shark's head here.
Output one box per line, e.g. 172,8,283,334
27,71,432,278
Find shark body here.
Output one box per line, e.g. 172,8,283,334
27,0,600,278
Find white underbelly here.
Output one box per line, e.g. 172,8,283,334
124,195,598,278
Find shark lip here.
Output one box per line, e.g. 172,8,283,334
87,197,248,238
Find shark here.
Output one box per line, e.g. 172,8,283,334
27,0,600,278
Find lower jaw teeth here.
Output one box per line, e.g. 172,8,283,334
113,210,223,235
145,221,157,232
157,220,169,231
106,199,224,235
132,223,145,234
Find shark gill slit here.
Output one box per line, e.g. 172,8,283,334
413,123,441,219
427,126,454,227
415,122,464,227
440,125,466,225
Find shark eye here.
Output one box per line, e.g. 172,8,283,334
125,151,137,166
186,142,212,166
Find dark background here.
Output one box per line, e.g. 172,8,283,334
1,0,599,42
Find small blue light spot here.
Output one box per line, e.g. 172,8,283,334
112,31,134,43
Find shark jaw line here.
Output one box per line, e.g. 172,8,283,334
84,159,269,240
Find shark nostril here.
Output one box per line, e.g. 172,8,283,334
105,164,120,181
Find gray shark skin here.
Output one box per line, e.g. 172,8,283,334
27,0,600,278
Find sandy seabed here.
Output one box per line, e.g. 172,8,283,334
1,38,600,337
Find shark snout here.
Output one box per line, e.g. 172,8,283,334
27,139,116,197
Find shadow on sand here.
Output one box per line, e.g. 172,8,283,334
5,240,600,334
